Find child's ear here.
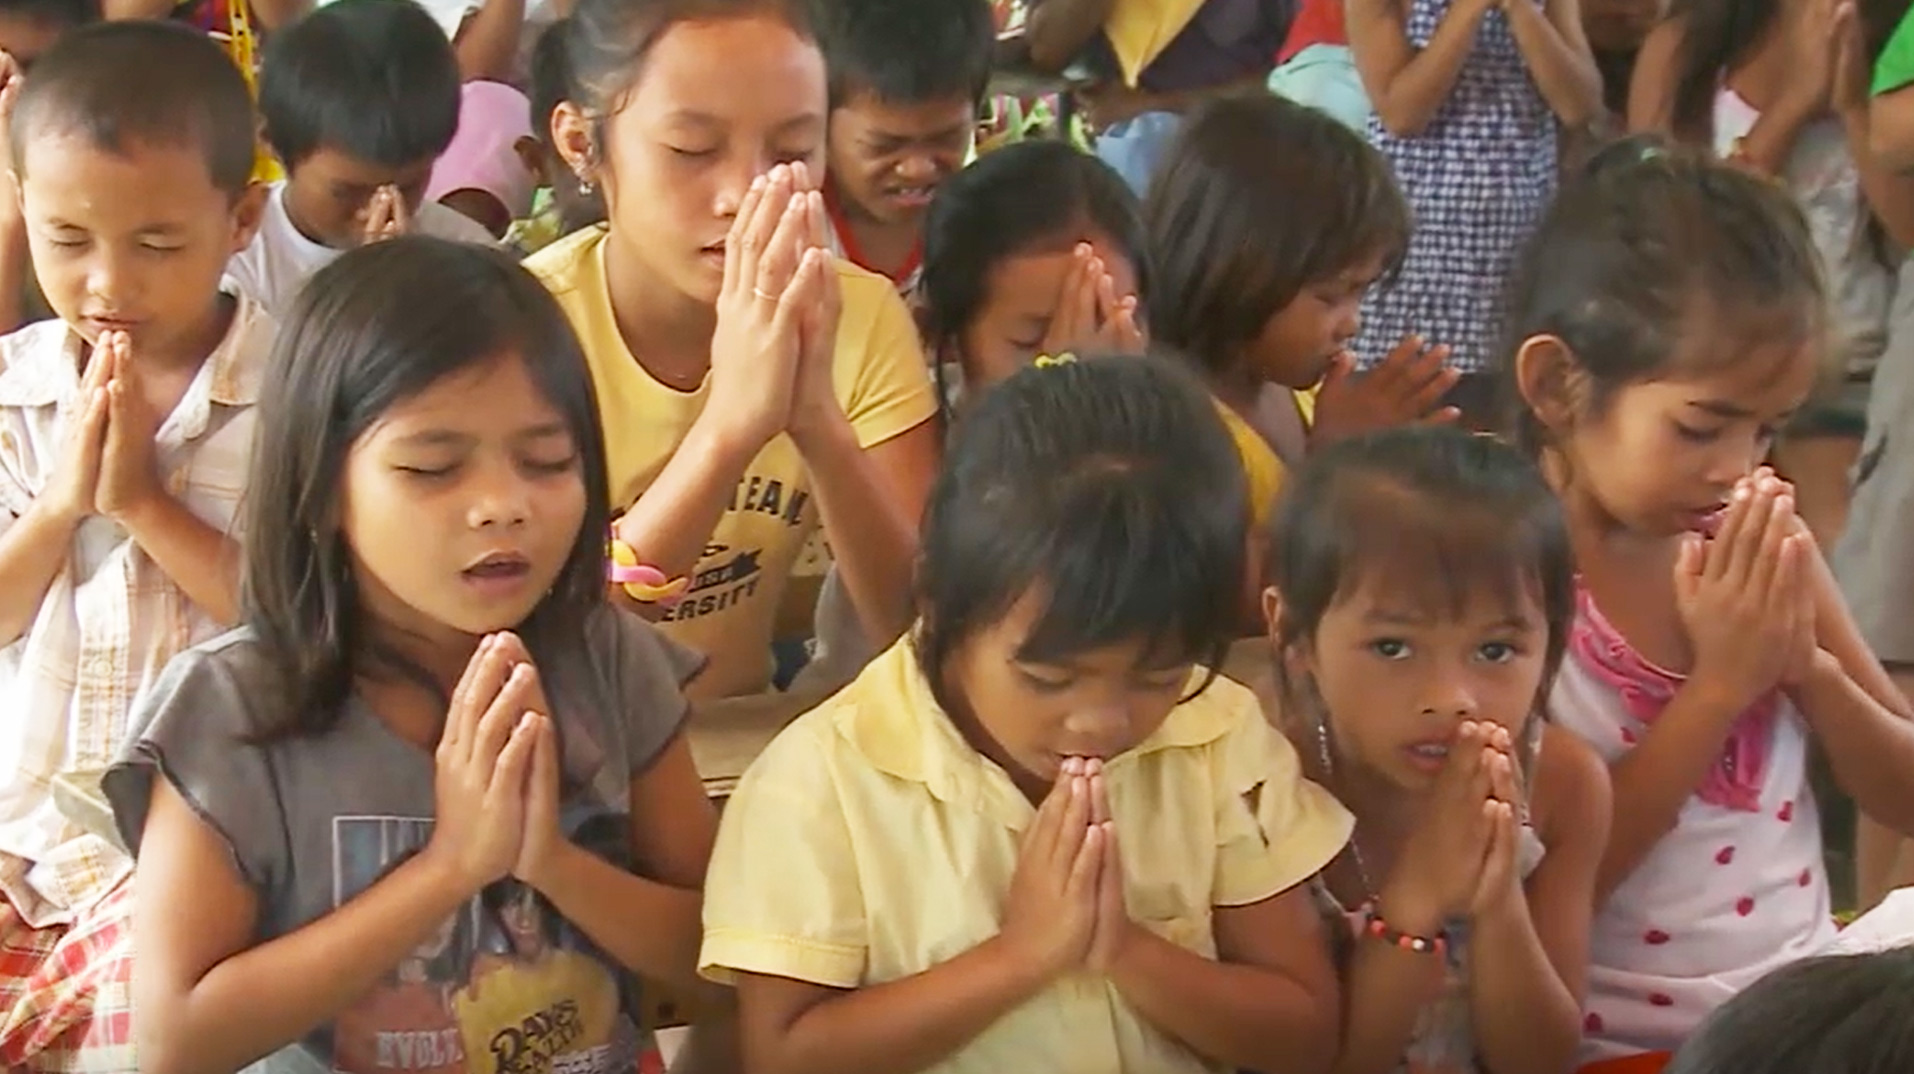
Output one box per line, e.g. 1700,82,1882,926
1260,584,1316,673
1514,334,1580,440
549,102,597,189
512,135,546,183
230,181,269,253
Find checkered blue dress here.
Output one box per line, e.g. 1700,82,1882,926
1356,0,1557,374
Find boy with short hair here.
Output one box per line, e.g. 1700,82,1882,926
229,0,491,316
817,0,993,298
0,20,270,1067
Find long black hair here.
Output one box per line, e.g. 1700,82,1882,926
242,237,611,738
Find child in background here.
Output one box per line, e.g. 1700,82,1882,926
1347,0,1603,422
918,139,1147,405
794,138,1143,691
1144,94,1454,528
0,22,268,1069
105,238,723,1074
508,19,603,257
1021,0,1293,193
0,0,97,335
1268,0,1374,132
1628,0,1909,545
0,0,95,65
1834,0,1914,909
702,357,1350,1074
1266,425,1608,1074
1663,947,1914,1074
817,0,995,298
1502,140,1914,1068
534,0,939,701
227,0,493,318
426,79,542,240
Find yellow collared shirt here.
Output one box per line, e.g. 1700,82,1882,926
701,639,1352,1073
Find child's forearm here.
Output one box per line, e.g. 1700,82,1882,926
1329,939,1448,1074
1108,924,1338,1074
1350,0,1495,136
1503,0,1603,128
616,415,764,621
1841,105,1914,248
746,938,1049,1074
1794,652,1914,836
0,499,82,646
1467,903,1582,1074
1805,540,1913,721
139,851,475,1074
1870,85,1914,172
1024,0,1117,73
1730,95,1820,177
530,838,714,1003
1598,680,1748,899
453,0,527,82
790,411,924,649
119,494,241,627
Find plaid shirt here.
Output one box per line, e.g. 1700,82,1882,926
0,300,272,928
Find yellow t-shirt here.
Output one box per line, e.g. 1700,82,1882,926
1214,389,1316,532
700,640,1353,1074
526,228,938,698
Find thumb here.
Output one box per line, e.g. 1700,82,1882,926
1322,351,1356,392
1673,533,1703,596
532,716,560,802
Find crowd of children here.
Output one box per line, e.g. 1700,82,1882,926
1,0,1914,1071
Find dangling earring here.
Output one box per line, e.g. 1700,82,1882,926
576,172,594,196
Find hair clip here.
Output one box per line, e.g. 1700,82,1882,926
607,533,688,607
1033,352,1077,368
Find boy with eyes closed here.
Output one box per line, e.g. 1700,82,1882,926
0,24,270,1057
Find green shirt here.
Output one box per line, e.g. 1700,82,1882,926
1875,6,1914,95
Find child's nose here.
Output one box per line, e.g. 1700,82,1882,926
896,153,939,183
1061,704,1130,758
466,472,531,530
1420,668,1478,720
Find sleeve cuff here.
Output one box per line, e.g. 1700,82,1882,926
699,928,865,989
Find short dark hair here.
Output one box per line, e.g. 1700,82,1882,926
1267,425,1575,718
817,0,994,108
1667,947,1914,1074
1498,136,1825,457
259,0,461,170
242,237,611,740
1145,93,1410,377
921,140,1147,404
0,0,97,30
11,20,255,197
916,355,1246,687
